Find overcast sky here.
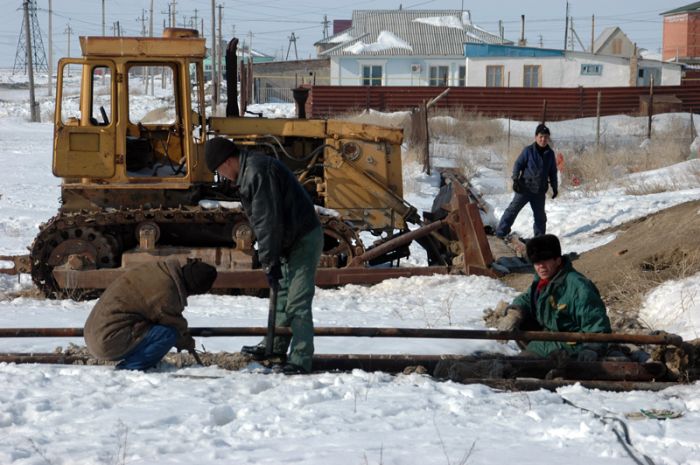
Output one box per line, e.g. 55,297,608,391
0,0,684,68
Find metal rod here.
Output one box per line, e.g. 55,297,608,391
0,352,684,390
0,327,684,346
350,220,447,266
452,378,678,393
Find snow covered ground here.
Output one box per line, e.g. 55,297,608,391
1,74,700,464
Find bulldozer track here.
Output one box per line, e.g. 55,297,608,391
28,207,363,299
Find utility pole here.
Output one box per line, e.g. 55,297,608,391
48,0,53,96
13,0,48,74
65,24,72,58
102,0,106,36
217,4,224,98
211,0,218,108
138,10,147,36
322,14,329,39
193,9,199,31
563,1,569,50
286,32,298,60
112,21,121,37
171,0,177,29
590,15,595,52
23,0,39,122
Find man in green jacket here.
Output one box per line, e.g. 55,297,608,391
497,234,611,361
205,137,323,374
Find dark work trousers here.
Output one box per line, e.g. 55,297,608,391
496,191,547,238
116,324,178,371
270,225,323,373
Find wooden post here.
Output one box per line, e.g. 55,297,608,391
507,115,511,154
422,100,430,175
541,99,547,124
647,75,654,140
690,110,696,141
596,91,601,148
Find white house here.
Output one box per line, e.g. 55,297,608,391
318,9,682,88
463,43,682,88
317,9,509,87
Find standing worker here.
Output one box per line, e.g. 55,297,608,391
496,234,611,360
205,137,323,374
84,259,217,370
495,123,558,239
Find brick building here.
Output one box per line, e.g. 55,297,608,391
661,2,700,63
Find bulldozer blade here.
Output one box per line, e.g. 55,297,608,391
0,255,31,275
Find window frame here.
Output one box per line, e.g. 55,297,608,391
428,65,450,86
523,64,541,88
361,64,383,86
486,65,504,87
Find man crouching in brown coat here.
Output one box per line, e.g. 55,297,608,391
84,259,217,371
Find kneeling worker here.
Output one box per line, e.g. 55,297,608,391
84,259,217,370
497,234,611,361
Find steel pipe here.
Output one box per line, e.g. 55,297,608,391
0,327,684,346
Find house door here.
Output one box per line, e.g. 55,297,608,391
638,68,661,87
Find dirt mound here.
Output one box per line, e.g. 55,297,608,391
500,200,700,331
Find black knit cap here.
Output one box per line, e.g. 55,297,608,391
526,234,562,263
535,123,550,136
205,137,239,172
181,261,218,295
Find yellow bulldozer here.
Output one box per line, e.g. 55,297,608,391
0,28,494,299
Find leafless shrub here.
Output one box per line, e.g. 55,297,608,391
428,107,505,147
607,249,700,328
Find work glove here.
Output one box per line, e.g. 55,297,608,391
576,348,598,362
265,263,283,288
512,178,522,194
551,187,558,199
495,305,524,338
176,335,196,352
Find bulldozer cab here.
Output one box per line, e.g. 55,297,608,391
53,29,209,187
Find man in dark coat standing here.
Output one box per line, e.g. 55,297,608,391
205,137,323,374
495,123,558,238
497,234,611,361
84,259,217,370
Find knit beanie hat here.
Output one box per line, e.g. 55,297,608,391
181,261,218,295
535,123,550,135
526,234,562,263
205,137,239,172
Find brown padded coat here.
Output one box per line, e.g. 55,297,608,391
84,260,192,360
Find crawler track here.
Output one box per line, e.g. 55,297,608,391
28,208,362,299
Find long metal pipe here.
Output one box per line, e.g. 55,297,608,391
0,352,683,390
0,327,684,346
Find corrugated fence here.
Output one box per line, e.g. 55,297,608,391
307,82,700,121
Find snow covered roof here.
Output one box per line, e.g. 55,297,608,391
318,9,511,57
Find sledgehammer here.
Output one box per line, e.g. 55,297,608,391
265,280,280,357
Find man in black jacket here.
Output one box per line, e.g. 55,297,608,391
495,123,558,239
205,137,323,374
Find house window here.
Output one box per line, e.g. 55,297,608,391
458,66,466,86
486,65,503,87
362,65,382,86
581,64,603,76
429,66,449,86
523,65,541,87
